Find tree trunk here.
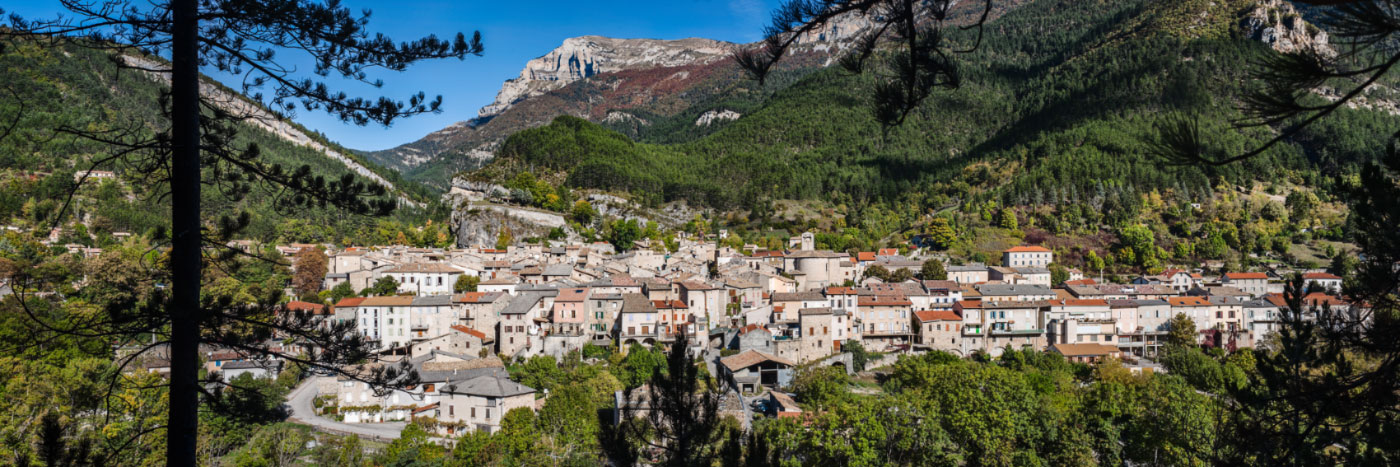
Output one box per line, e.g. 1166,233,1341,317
167,0,202,464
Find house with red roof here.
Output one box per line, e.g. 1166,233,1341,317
1002,245,1052,268
410,324,495,357
1302,272,1343,292
857,294,914,350
1222,272,1269,297
913,310,962,353
653,299,692,340
551,287,590,336
332,297,366,325
1161,268,1202,291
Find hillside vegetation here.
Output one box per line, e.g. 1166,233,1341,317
471,0,1385,272
0,39,444,245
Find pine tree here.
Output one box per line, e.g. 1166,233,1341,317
735,0,993,127
4,2,482,463
1151,2,1400,462
621,331,722,466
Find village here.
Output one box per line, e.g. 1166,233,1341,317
183,229,1357,439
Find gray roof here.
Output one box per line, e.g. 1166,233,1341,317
500,293,546,315
724,279,760,289
1012,267,1050,274
222,360,279,371
976,284,1053,296
1109,299,1168,307
412,295,453,306
1244,298,1279,308
799,307,833,315
513,285,561,295
543,263,573,276
446,373,536,397
946,263,988,272
771,291,825,302
421,366,509,385
786,250,844,258
621,293,656,314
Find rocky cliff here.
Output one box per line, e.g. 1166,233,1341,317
364,1,1032,183
119,54,420,206
478,36,735,118
1240,0,1332,56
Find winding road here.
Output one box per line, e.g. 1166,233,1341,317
286,376,407,441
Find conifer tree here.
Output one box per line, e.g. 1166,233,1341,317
1152,1,1400,463
735,0,993,127
621,331,722,466
3,1,482,463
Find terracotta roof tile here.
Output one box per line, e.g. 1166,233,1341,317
914,310,961,322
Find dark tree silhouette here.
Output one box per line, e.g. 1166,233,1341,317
1153,1,1400,464
620,331,723,467
734,0,992,127
2,1,482,464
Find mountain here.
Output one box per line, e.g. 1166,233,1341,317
476,36,736,119
363,1,1028,189
466,0,1379,266
0,39,438,243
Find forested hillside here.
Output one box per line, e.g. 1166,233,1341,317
473,0,1386,273
0,39,445,245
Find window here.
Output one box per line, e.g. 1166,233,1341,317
449,405,454,416
472,407,476,418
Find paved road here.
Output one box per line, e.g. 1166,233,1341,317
286,376,407,441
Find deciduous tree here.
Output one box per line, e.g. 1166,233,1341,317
1166,313,1197,348
454,274,479,293
919,258,946,280
291,247,328,299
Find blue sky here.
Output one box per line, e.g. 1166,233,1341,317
8,0,780,151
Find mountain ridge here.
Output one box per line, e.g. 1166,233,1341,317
358,9,910,178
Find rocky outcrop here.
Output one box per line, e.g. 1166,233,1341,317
478,36,735,118
695,109,741,126
792,10,877,45
603,111,649,126
1240,0,1332,56
371,3,1024,177
118,54,420,207
477,12,881,119
453,206,557,248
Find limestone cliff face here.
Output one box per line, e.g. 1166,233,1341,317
1240,0,1332,56
478,36,735,118
478,13,878,119
364,10,889,175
